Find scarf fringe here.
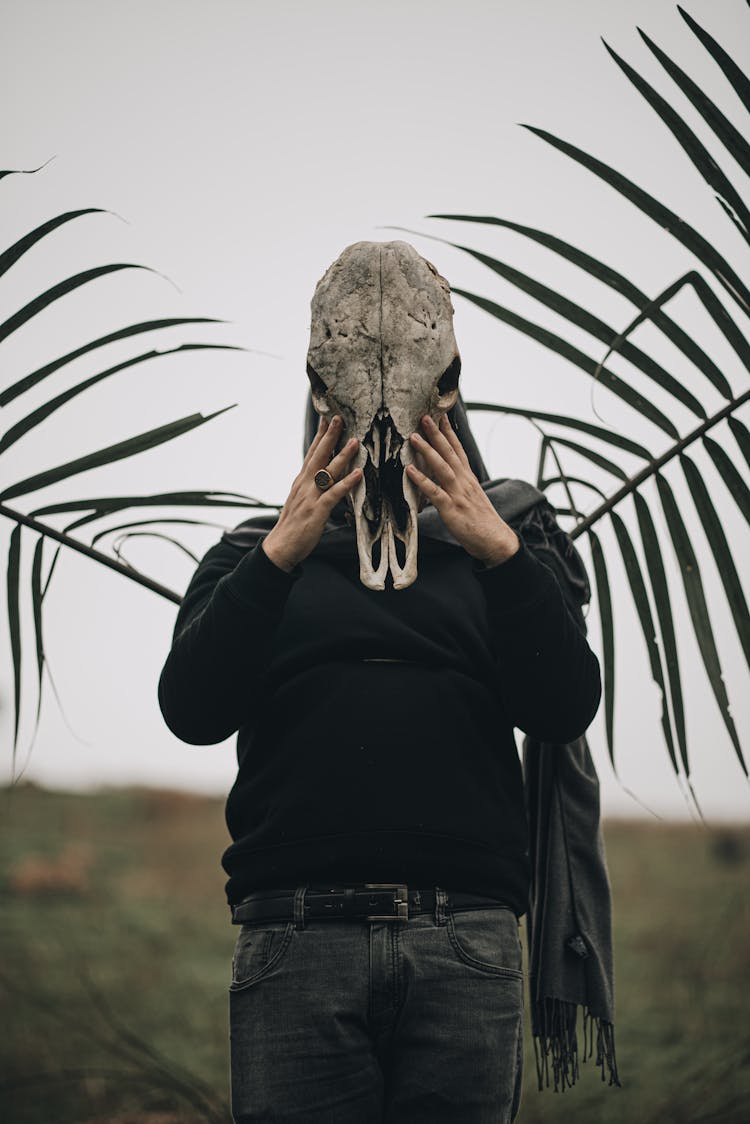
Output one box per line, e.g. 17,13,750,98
531,999,621,1091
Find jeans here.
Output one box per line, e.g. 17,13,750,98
229,885,524,1123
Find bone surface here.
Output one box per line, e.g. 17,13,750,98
307,241,461,590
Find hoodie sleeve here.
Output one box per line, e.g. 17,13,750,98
473,506,602,744
157,538,300,745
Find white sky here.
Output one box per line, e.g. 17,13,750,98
1,0,749,822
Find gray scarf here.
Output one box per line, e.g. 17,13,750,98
498,485,620,1091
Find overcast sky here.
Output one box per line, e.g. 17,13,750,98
1,0,749,822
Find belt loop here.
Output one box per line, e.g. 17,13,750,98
293,884,308,930
434,885,448,927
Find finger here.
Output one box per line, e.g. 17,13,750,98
302,413,330,467
326,435,360,480
320,465,362,507
309,414,344,470
405,462,447,507
420,414,463,467
438,413,471,467
409,429,456,489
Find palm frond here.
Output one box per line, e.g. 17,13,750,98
0,164,276,774
517,122,750,316
416,7,750,806
0,323,235,407
677,5,750,114
636,26,750,179
600,37,750,241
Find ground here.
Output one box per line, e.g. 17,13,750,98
1,783,748,1123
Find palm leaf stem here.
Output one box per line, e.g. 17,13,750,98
569,387,750,541
0,503,182,604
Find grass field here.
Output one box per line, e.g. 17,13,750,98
1,783,748,1123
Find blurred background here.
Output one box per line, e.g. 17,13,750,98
1,1,748,1120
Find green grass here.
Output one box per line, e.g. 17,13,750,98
1,784,748,1123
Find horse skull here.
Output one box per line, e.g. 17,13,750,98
307,240,461,590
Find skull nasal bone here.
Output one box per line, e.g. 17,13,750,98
363,414,409,534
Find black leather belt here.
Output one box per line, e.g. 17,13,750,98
230,883,511,924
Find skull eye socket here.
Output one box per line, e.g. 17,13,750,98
436,355,461,408
307,363,329,411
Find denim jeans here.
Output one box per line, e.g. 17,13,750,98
229,885,524,1123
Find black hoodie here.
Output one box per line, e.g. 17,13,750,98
157,399,601,914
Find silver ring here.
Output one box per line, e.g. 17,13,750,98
314,468,335,491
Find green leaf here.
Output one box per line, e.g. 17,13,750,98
678,5,750,114
6,523,22,772
542,440,585,519
0,344,244,455
41,544,62,599
30,535,45,731
520,124,750,316
603,269,750,381
588,528,615,769
0,158,55,183
29,490,271,521
545,436,629,481
638,27,750,179
452,286,680,437
602,37,750,240
447,244,707,417
0,406,236,502
680,452,750,670
538,475,607,501
609,510,678,773
419,218,733,396
0,318,227,407
0,264,156,346
655,472,746,774
703,435,750,525
111,530,201,565
728,416,750,470
632,491,689,777
465,401,653,459
0,209,107,282
89,516,228,547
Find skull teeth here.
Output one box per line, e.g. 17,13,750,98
351,464,420,591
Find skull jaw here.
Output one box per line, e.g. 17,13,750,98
351,465,420,591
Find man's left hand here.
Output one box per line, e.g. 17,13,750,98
407,414,520,568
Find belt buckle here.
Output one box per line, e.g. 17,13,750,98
364,882,409,921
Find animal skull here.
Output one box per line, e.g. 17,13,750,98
306,240,461,590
